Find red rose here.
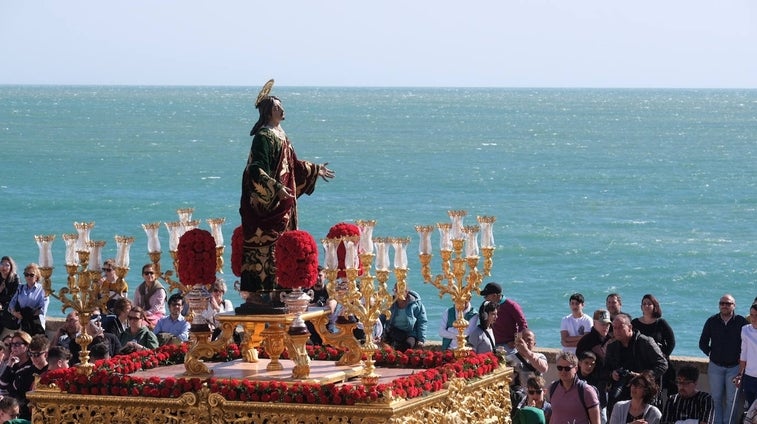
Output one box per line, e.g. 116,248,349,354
275,230,319,289
177,228,217,287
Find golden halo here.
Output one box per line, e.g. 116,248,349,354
255,79,275,107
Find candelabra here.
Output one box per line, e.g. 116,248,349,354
322,220,406,386
39,222,135,375
143,208,226,375
418,211,496,358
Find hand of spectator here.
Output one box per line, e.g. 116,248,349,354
406,336,416,347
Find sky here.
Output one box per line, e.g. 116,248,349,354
1,0,756,88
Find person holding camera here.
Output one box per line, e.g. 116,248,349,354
605,312,668,417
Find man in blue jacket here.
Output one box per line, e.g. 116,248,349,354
382,286,428,351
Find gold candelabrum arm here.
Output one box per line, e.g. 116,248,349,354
423,235,492,358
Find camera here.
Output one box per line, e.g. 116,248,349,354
616,368,630,379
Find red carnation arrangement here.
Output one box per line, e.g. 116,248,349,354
275,230,319,289
231,225,244,277
326,222,363,278
177,228,217,287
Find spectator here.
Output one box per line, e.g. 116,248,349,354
46,346,71,371
7,264,48,336
609,371,662,424
507,328,549,411
550,351,601,424
153,293,190,344
0,331,33,420
699,294,746,424
467,301,498,354
738,304,757,408
383,285,427,351
577,351,608,421
606,313,668,415
99,258,125,313
606,293,623,336
0,256,21,336
89,342,110,361
438,301,478,350
561,293,593,353
632,294,677,394
102,298,132,340
132,264,166,329
0,396,24,424
482,282,527,353
662,365,715,424
119,306,159,351
50,312,80,352
200,279,234,341
514,376,552,423
70,317,121,365
0,335,11,379
577,309,613,366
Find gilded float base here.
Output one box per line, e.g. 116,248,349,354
29,361,512,424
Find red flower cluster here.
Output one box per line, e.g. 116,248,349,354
326,222,362,278
231,225,243,277
275,230,319,289
177,228,217,287
37,342,500,405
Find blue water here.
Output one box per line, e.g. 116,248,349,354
2,85,756,356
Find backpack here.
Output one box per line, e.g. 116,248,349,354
548,378,598,420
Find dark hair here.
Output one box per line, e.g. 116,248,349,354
478,301,498,330
113,297,132,315
751,304,757,313
678,365,699,383
130,306,145,320
569,293,585,304
167,293,184,305
0,395,19,413
250,95,281,136
141,263,155,274
89,342,110,360
29,334,49,352
526,375,546,390
47,346,72,363
630,371,659,404
578,351,597,362
0,256,18,278
641,293,662,319
606,293,622,303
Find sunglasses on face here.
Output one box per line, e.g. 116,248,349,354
102,268,113,272
143,271,155,275
528,389,543,395
10,342,26,347
23,273,35,278
556,365,574,372
128,316,141,321
29,351,46,358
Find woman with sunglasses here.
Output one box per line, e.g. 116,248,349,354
0,256,20,334
133,264,166,330
7,265,47,336
514,376,551,424
0,332,32,420
609,371,661,424
200,279,234,341
119,306,158,351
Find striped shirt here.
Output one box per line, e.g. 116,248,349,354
661,391,714,424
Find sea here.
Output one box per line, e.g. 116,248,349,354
2,85,756,357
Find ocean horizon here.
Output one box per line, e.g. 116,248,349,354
2,85,756,357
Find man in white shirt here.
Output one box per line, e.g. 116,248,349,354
561,292,593,353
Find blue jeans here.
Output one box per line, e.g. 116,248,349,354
742,374,757,420
709,362,741,424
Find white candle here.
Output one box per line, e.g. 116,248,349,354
415,226,432,255
142,223,161,253
63,233,79,266
88,241,105,271
392,238,409,269
165,221,182,251
207,218,225,247
327,240,339,269
448,210,466,240
345,240,357,269
177,207,194,224
356,220,375,255
375,239,389,271
437,223,452,251
34,235,55,268
115,236,135,268
74,221,94,252
464,227,479,258
477,216,496,248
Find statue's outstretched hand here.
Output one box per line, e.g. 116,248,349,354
319,163,335,182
